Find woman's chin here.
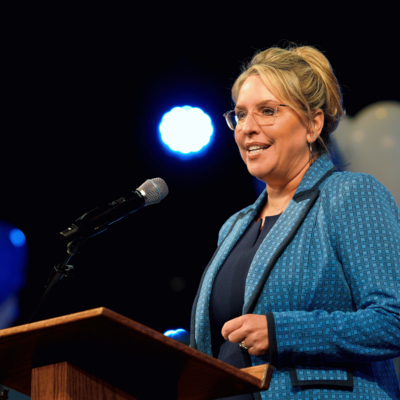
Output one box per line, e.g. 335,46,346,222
247,168,269,184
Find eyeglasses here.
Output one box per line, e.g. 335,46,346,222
223,102,290,131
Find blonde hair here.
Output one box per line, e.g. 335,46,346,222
232,45,345,154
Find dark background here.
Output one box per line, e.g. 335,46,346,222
2,9,399,334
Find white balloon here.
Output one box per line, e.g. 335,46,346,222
333,101,400,206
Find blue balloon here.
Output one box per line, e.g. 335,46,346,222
163,328,190,345
0,220,28,305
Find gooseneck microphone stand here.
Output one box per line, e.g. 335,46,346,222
16,237,88,326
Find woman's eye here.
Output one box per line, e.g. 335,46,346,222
260,107,274,116
236,111,246,120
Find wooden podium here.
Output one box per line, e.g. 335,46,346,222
0,308,273,399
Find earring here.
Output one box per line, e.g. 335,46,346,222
309,136,316,161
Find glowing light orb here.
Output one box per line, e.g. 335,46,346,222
159,106,213,155
9,228,26,247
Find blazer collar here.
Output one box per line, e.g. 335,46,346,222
246,154,335,214
294,154,335,196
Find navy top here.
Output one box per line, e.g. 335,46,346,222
209,214,280,400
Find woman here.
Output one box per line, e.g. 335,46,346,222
190,45,400,399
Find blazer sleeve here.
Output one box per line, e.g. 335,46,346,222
269,173,400,367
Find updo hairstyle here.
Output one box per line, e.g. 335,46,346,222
232,45,345,154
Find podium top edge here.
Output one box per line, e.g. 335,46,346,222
0,307,117,337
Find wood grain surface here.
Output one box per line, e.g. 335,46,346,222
0,307,273,399
32,362,137,400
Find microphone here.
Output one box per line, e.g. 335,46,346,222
60,178,169,243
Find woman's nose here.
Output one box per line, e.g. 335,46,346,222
241,113,259,136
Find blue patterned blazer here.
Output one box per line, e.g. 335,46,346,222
190,155,400,399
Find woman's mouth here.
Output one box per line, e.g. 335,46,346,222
247,145,270,156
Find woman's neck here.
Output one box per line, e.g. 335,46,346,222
267,158,312,199
261,159,314,217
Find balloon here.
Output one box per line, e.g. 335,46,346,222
333,101,400,206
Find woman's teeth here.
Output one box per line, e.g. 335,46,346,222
248,145,269,155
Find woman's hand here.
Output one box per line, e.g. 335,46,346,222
221,314,269,356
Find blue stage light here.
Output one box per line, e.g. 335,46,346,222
9,228,26,247
159,106,213,156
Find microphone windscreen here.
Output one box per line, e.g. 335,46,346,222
137,178,169,206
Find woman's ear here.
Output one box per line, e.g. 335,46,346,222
307,109,324,142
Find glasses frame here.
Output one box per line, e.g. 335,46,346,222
223,102,289,131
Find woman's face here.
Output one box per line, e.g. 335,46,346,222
235,75,314,187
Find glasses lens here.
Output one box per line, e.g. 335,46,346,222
224,111,236,130
253,104,277,126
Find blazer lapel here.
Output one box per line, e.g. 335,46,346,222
243,155,336,314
